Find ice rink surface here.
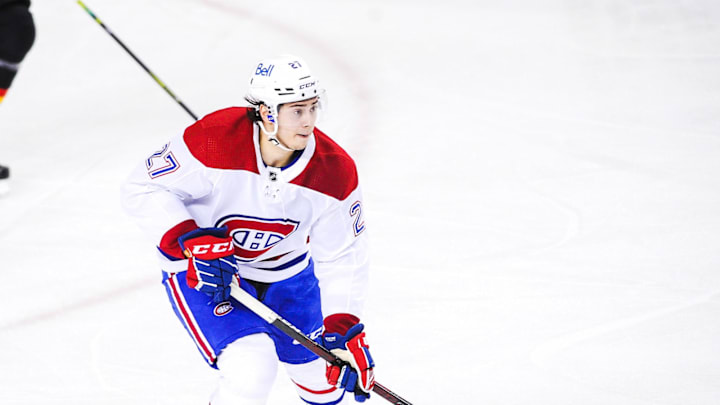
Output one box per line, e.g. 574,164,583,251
1,0,719,403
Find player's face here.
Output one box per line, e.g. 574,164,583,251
276,98,319,150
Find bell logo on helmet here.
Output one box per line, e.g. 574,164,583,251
246,55,325,140
255,63,275,77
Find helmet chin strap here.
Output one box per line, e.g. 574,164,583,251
257,117,296,152
268,134,295,152
257,105,295,152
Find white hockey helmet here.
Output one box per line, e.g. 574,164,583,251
245,55,324,147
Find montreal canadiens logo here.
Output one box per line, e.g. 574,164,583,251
214,301,234,316
216,215,300,262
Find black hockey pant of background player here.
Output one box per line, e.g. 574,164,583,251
0,0,35,92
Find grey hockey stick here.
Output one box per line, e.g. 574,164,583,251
229,282,413,405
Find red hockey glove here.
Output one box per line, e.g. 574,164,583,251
321,313,375,402
178,227,238,303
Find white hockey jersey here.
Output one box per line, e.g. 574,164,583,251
121,107,369,317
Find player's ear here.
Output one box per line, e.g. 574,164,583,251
258,104,273,126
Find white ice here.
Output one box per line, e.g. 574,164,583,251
1,0,719,403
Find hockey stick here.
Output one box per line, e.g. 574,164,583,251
78,3,407,400
76,1,199,120
229,281,413,405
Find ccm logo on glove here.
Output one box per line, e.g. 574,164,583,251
178,227,240,303
187,241,234,256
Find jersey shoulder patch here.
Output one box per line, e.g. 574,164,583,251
291,129,359,200
183,107,258,173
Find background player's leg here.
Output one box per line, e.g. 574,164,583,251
0,165,8,195
210,333,279,405
0,3,36,102
0,2,36,191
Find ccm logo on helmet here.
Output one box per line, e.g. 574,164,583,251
190,241,234,255
255,63,275,77
299,81,316,90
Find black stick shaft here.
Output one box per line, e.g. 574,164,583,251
270,319,413,404
77,1,198,121
231,283,413,404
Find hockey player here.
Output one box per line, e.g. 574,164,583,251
0,0,36,193
122,55,375,404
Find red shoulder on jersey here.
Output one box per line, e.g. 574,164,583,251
183,107,259,173
291,128,359,201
